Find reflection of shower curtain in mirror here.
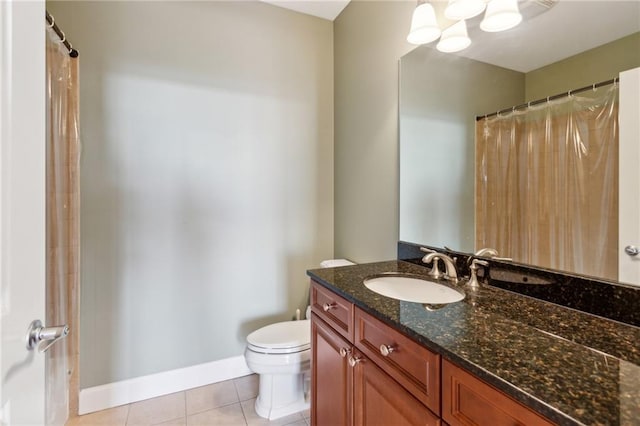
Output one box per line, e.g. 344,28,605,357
46,26,80,424
476,85,618,281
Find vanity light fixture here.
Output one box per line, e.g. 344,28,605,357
407,1,441,45
480,0,523,32
408,0,524,51
445,0,487,20
437,20,471,52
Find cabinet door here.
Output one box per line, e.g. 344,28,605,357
311,313,353,426
354,354,440,426
442,360,553,426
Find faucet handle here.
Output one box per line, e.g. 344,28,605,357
471,259,489,267
474,247,499,257
467,259,489,291
419,247,436,254
468,248,511,266
420,248,444,278
428,256,445,280
421,252,446,279
423,252,460,282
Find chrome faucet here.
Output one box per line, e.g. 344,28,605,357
420,247,459,282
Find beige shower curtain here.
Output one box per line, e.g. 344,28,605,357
476,84,618,280
46,25,80,424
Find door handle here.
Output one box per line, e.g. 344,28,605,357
625,245,640,257
26,319,69,352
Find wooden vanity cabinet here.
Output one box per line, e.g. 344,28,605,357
310,280,554,426
311,281,440,425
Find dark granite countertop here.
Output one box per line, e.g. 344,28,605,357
307,260,640,426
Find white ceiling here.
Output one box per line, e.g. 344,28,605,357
260,0,351,21
429,0,640,72
260,0,640,71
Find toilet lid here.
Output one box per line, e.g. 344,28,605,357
247,319,310,354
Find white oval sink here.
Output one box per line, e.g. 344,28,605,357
364,274,465,304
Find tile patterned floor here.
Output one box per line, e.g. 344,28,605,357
66,375,310,426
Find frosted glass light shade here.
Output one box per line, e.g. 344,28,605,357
407,2,441,45
480,0,522,32
437,20,471,53
445,0,487,20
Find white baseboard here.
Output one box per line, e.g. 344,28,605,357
78,355,252,415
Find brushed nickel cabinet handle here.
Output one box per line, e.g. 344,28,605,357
323,302,336,312
379,344,396,357
348,355,363,367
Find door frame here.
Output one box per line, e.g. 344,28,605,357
618,67,640,286
0,1,47,424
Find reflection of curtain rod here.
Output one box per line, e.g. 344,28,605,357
476,77,618,121
46,11,79,58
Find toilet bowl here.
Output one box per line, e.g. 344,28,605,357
244,259,355,420
244,319,311,420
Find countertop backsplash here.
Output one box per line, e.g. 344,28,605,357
398,241,640,328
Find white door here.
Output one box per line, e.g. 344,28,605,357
0,1,47,425
619,67,640,286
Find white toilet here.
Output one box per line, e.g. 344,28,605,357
245,319,311,420
244,259,354,420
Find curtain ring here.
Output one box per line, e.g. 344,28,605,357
527,101,531,108
47,15,55,28
546,96,550,103
593,83,596,92
568,89,572,97
59,30,66,43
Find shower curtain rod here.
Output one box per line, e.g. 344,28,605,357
476,77,618,121
46,11,79,58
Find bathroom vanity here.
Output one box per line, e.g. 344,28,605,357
307,251,640,425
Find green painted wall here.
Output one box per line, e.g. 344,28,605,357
333,0,415,262
48,0,334,388
526,32,640,101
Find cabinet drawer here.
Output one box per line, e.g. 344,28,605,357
354,307,440,416
442,359,554,426
311,280,353,342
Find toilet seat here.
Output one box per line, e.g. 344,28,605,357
247,319,310,354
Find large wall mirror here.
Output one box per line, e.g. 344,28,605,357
399,0,640,285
